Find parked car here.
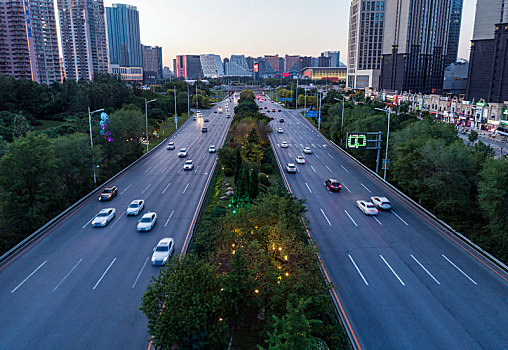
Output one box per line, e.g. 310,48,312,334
91,208,116,227
356,200,379,215
99,186,117,201
370,196,392,210
137,212,157,231
126,199,145,216
151,238,174,265
324,179,342,192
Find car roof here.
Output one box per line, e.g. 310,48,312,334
180,148,186,150
374,196,390,202
185,159,193,162
287,163,295,166
99,208,113,213
158,237,173,246
105,186,116,190
131,199,143,203
142,211,155,217
296,155,304,158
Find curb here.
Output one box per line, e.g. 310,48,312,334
0,117,192,267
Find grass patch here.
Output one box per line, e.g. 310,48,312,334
148,114,189,151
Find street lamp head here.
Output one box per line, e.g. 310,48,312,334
92,108,105,114
147,99,157,103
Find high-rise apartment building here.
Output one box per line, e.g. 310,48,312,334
467,0,508,103
106,4,142,68
318,56,331,67
284,55,300,73
175,55,203,79
200,54,224,78
245,56,254,71
57,0,108,81
0,0,61,83
347,0,385,89
321,51,341,67
379,0,457,93
230,55,249,71
299,57,313,70
264,55,280,73
225,55,251,77
445,0,464,66
142,45,163,84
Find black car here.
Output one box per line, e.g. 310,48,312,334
99,186,118,201
202,127,208,133
279,118,284,123
278,109,281,112
324,179,342,192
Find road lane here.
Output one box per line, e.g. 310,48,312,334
0,96,236,349
260,97,508,350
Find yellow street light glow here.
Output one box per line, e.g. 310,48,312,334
285,272,289,277
278,247,282,251
284,255,288,261
254,289,259,294
232,250,236,254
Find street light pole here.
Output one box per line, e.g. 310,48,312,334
187,84,190,117
145,99,157,153
88,107,104,186
318,91,322,131
334,94,346,145
375,107,392,179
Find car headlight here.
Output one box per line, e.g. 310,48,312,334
162,256,169,262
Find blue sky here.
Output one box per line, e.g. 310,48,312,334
104,0,476,67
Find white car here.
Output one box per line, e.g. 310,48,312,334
286,163,297,173
295,155,305,164
178,148,188,157
209,145,216,153
356,200,379,216
281,142,288,148
137,211,157,231
91,208,116,227
183,160,194,170
371,196,392,210
303,147,312,154
126,199,145,216
152,238,175,266
167,142,175,150
277,128,283,133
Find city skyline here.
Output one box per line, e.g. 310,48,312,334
103,0,476,67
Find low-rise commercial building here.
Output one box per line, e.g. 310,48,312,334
301,67,347,82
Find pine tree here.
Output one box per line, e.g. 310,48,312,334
250,163,259,200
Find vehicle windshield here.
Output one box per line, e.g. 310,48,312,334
129,203,139,208
97,212,109,217
140,217,151,223
366,204,376,208
185,161,192,164
103,189,112,193
155,246,169,252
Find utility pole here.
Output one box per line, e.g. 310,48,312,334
196,82,198,109
295,77,299,110
145,98,156,153
187,84,190,117
304,87,307,112
174,87,177,119
375,107,392,179
318,91,322,131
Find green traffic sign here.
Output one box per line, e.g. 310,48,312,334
346,133,368,149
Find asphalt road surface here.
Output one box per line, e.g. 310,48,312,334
260,98,508,350
0,97,235,349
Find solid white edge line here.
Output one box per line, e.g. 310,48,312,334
442,254,477,285
360,183,372,193
53,258,83,291
162,182,171,194
141,183,152,194
348,254,369,285
92,257,117,290
164,210,175,227
320,208,332,226
182,183,190,194
392,210,409,226
410,255,440,285
344,210,358,227
305,182,313,193
132,256,150,289
380,255,405,286
11,260,47,293
120,184,132,194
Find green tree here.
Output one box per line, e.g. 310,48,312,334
468,130,479,143
478,158,508,261
141,255,227,349
0,132,61,238
250,164,259,200
12,113,31,139
261,296,321,350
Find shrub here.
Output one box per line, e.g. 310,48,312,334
224,167,234,177
259,173,270,186
261,163,274,174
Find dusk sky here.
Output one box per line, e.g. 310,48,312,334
104,0,476,67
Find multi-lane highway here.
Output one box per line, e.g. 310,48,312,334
0,97,234,349
261,98,508,350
